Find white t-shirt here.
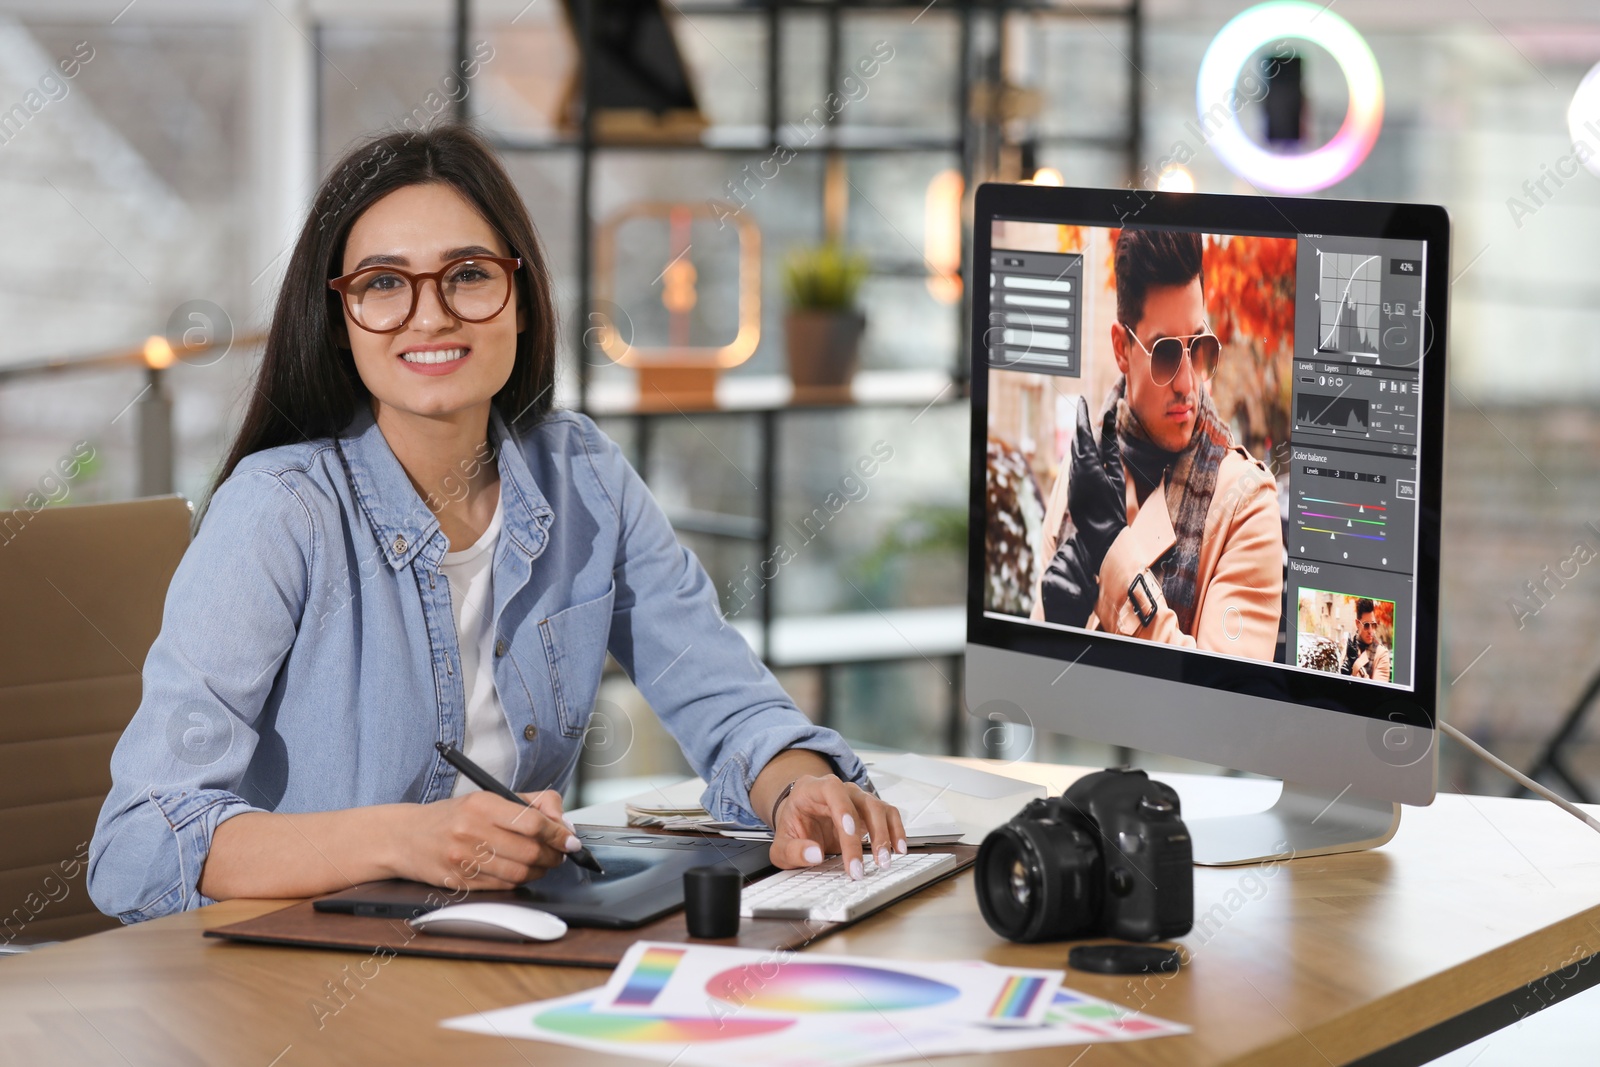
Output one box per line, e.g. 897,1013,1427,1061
442,492,518,797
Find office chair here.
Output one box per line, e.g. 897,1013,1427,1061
0,495,190,946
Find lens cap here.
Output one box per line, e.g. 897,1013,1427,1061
1068,944,1182,976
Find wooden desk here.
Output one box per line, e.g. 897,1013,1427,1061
4,761,1600,1066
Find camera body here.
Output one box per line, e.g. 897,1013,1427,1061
975,767,1193,943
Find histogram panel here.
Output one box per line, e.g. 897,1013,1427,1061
1316,252,1381,358
1296,392,1370,433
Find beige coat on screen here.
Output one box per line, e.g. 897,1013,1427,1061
1028,445,1284,661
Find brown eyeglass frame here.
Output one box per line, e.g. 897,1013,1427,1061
328,256,522,334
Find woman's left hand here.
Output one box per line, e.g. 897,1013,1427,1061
769,774,908,880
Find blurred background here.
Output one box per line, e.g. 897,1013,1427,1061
4,0,1600,822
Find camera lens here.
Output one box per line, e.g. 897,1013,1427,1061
1009,859,1032,908
976,832,1035,939
976,818,1102,943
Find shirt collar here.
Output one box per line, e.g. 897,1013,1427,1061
336,403,552,570
487,404,553,562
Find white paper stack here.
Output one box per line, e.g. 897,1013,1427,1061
623,777,717,831
865,753,1047,844
621,755,1045,845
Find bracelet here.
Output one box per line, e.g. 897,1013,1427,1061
768,779,799,830
769,770,877,829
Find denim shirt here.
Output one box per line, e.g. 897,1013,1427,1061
87,404,868,922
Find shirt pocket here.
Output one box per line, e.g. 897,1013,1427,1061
538,580,616,738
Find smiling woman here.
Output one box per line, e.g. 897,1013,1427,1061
326,184,530,548
216,127,556,487
86,126,905,923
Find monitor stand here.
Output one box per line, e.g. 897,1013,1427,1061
1187,782,1400,867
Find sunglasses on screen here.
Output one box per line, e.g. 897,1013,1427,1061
1120,323,1222,387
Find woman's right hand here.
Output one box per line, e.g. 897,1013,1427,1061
387,790,581,891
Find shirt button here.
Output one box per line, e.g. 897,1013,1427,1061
495,638,507,658
393,535,407,554
523,724,538,741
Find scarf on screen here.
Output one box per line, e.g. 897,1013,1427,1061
1110,376,1231,635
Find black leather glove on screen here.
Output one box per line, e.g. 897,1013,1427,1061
1039,397,1127,627
1341,635,1368,677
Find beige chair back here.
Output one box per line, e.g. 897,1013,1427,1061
0,495,190,943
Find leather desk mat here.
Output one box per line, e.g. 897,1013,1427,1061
205,837,977,969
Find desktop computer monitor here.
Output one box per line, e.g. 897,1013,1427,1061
965,184,1449,865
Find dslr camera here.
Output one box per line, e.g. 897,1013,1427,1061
975,767,1193,943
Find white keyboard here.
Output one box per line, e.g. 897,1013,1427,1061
740,852,959,923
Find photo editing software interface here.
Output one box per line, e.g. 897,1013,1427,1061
982,217,1426,690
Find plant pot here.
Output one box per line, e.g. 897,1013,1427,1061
784,309,866,390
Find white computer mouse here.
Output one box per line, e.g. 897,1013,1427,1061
408,902,568,942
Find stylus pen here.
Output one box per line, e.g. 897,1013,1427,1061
434,741,605,874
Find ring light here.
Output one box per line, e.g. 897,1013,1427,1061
1568,61,1600,179
1197,0,1384,194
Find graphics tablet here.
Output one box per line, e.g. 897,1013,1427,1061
313,829,773,929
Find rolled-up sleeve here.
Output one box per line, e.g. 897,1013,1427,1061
87,469,312,921
583,421,869,826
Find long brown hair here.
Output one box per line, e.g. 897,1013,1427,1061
213,124,557,493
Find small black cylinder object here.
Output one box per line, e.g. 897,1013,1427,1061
684,865,742,939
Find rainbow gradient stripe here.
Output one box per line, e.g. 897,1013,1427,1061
535,1001,793,1044
986,975,1048,1021
614,946,686,1007
1197,0,1385,193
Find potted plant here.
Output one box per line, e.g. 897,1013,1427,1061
782,243,869,390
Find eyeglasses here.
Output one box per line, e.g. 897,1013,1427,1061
1359,620,1379,630
1120,322,1221,387
328,256,521,334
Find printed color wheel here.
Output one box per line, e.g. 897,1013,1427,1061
706,962,960,1013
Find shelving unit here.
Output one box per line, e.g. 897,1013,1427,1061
448,0,1144,409
585,369,962,684
418,0,1145,760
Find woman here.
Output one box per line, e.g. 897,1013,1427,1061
87,125,904,922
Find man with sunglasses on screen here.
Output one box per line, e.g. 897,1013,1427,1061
1341,598,1392,682
1031,228,1283,659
